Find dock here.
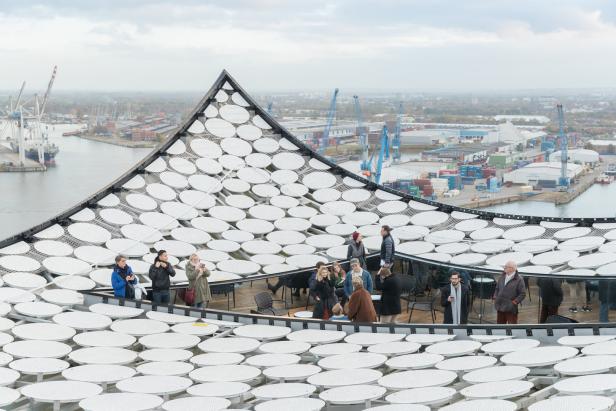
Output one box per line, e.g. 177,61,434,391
0,145,46,172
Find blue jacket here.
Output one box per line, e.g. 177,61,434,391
344,269,373,297
112,266,136,298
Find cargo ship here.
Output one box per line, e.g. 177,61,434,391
9,139,59,165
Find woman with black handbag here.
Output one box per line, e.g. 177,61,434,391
185,253,211,308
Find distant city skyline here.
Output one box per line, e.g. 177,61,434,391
2,1,616,92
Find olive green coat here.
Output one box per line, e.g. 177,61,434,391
185,263,212,305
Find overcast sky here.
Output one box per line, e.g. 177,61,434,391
2,0,616,92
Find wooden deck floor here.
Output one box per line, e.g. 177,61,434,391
203,277,603,324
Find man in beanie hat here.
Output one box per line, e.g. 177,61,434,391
347,231,367,269
380,225,395,268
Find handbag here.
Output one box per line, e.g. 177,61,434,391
184,287,196,306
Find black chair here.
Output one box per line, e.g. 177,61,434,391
254,292,288,316
211,284,235,310
398,274,417,312
408,290,439,323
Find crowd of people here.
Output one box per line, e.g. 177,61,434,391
109,227,613,325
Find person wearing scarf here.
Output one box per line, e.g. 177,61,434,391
111,255,136,299
440,272,469,324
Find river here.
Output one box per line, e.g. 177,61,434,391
1,125,613,243
0,124,151,241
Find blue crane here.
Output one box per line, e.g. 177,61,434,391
363,125,389,185
353,95,370,173
319,88,339,154
557,104,569,188
392,102,403,163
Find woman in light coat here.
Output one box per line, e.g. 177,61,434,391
185,254,211,308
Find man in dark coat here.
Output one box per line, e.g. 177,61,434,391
537,277,563,323
375,267,401,323
493,261,526,324
440,272,470,324
380,225,395,268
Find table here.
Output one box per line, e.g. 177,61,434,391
501,346,578,367
53,312,112,331
293,311,314,319
3,340,71,359
259,341,311,355
309,343,362,357
88,304,144,319
138,333,200,350
11,323,76,341
344,333,406,346
161,396,231,411
145,311,198,324
190,352,244,366
386,386,457,407
263,364,322,382
554,374,616,395
72,331,136,348
425,341,482,357
62,364,136,389
136,361,194,376
110,319,169,336
198,337,261,353
287,330,346,345
21,381,103,411
319,384,386,408
69,347,138,365
378,369,457,390
367,342,421,356
254,398,326,411
0,386,18,407
245,353,301,368
563,354,616,378
139,348,193,362
460,380,534,399
386,353,445,370
189,364,261,383
0,367,19,386
528,395,614,411
233,324,291,341
557,335,616,347
462,365,530,383
9,358,69,382
186,381,251,399
440,399,517,411
317,352,388,370
436,355,497,372
79,393,164,411
307,368,383,388
251,383,316,400
405,334,455,345
481,339,540,355
116,375,193,400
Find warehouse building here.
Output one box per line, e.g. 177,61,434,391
549,149,600,166
503,162,584,186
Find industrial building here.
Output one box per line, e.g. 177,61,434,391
586,139,616,155
549,149,600,166
503,162,584,186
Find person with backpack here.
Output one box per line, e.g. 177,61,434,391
111,255,136,299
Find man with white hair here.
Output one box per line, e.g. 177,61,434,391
493,261,526,324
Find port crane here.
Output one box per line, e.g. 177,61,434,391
266,102,273,116
392,102,403,163
1,66,58,166
354,95,371,173
318,88,339,154
556,104,569,189
362,125,389,184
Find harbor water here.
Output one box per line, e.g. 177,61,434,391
0,124,151,241
1,126,614,243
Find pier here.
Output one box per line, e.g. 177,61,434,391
0,145,45,172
